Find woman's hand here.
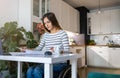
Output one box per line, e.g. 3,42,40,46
50,47,54,52
18,47,27,52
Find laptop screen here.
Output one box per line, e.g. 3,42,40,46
0,39,3,54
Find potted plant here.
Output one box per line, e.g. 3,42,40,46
0,21,26,52
0,21,38,78
0,61,9,78
24,31,38,49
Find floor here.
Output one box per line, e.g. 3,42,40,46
78,66,120,78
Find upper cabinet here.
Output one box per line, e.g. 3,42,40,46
110,9,120,33
49,0,80,33
87,12,101,34
69,5,80,33
87,8,120,35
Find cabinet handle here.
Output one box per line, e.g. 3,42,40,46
76,49,81,54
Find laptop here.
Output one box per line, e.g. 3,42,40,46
0,39,3,54
0,39,11,55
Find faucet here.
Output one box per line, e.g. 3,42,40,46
103,36,109,41
103,36,109,45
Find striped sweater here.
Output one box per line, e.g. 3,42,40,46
34,30,69,52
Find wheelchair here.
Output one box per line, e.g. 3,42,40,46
53,65,80,78
53,60,80,78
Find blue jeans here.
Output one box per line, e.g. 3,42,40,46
27,63,67,78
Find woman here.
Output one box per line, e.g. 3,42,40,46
27,12,69,78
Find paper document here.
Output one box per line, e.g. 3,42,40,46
9,50,44,56
25,50,44,55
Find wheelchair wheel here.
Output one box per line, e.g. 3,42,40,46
58,65,79,78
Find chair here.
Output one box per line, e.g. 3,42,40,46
57,65,79,78
87,72,120,78
54,60,79,78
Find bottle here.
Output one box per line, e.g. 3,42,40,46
54,45,60,55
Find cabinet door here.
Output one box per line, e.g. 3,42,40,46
49,0,62,25
109,48,120,68
87,46,95,66
93,47,109,67
89,11,111,34
61,1,70,31
89,12,101,34
50,0,70,31
70,46,85,68
88,9,120,34
110,9,120,33
87,46,109,67
100,10,111,34
69,6,79,33
50,0,79,32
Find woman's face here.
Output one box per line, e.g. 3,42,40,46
43,17,54,31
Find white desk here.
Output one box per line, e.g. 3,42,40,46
0,54,80,78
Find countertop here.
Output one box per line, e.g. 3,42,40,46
69,45,85,47
87,45,107,46
87,44,120,48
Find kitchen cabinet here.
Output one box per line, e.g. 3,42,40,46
87,46,109,67
61,1,79,33
49,0,62,25
100,10,111,34
87,8,120,34
49,0,79,33
87,12,101,34
69,6,79,33
109,48,120,68
86,46,95,66
70,46,85,68
110,9,120,34
61,1,70,31
87,46,120,68
87,10,111,34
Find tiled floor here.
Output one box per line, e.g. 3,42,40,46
78,66,120,78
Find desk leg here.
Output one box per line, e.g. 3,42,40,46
71,58,77,78
44,63,53,78
17,61,22,78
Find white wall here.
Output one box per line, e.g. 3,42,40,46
0,0,19,27
18,0,33,31
0,0,33,31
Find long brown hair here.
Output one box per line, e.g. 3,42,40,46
41,12,62,32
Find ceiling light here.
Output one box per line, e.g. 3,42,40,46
97,0,101,14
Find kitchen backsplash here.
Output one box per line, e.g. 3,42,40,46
66,31,85,45
90,35,120,45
